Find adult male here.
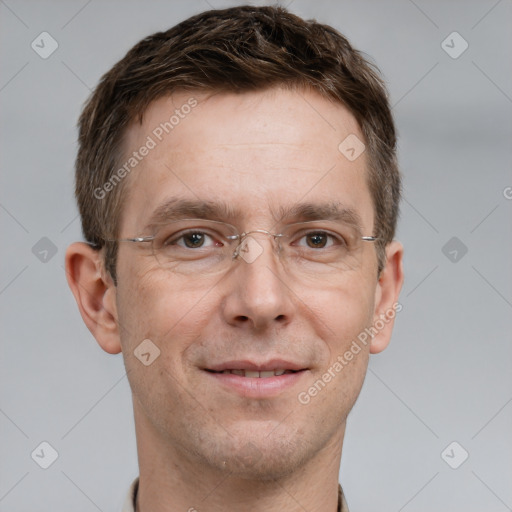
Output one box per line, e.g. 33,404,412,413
65,5,403,511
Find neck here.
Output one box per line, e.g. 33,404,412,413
132,401,344,512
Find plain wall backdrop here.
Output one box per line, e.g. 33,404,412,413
1,0,511,510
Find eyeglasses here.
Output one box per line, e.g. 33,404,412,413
110,218,379,278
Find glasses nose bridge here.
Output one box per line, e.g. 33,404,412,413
232,228,284,260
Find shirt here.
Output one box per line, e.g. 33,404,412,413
122,477,349,511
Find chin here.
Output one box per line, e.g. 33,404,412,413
197,422,314,481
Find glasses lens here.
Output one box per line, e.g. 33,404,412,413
151,219,238,274
279,221,366,274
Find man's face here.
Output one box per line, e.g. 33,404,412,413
114,88,384,479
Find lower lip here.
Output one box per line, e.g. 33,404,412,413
204,370,308,398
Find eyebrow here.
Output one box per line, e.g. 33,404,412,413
143,198,364,233
276,202,363,231
143,198,243,231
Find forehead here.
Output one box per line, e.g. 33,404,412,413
118,87,373,232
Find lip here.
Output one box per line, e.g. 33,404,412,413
203,359,309,398
205,359,306,372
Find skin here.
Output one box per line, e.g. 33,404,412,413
66,87,403,512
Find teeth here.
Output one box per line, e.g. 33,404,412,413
218,369,292,378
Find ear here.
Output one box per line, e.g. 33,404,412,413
65,242,121,354
369,240,404,354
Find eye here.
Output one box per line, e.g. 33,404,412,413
295,230,345,249
164,230,223,249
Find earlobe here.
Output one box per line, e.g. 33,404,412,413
370,240,404,354
65,242,122,354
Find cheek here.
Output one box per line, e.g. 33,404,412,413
330,292,373,344
116,271,214,422
299,273,375,348
299,288,373,419
116,265,216,363
298,273,375,404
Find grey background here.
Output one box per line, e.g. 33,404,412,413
1,0,511,510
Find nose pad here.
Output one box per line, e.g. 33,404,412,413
232,230,283,264
233,235,264,263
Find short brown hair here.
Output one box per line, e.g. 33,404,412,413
75,5,400,283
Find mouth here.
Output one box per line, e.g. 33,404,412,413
203,360,308,397
205,369,298,378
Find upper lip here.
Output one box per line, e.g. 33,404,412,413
205,359,307,372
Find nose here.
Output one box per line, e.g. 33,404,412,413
220,232,295,331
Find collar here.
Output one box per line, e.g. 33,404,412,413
122,477,349,511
